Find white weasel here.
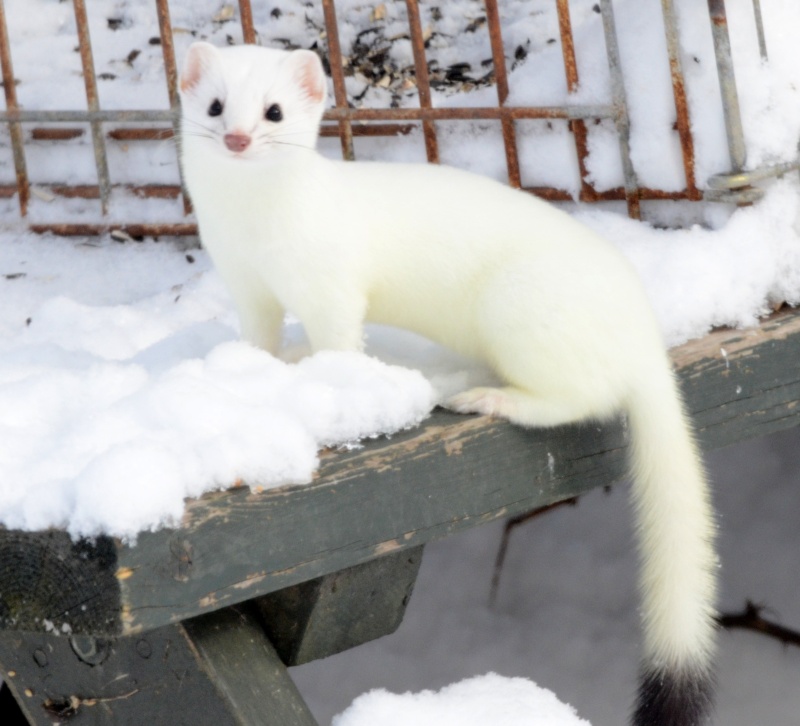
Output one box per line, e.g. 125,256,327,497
179,43,717,726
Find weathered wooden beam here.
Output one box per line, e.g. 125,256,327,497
256,546,424,666
0,308,798,637
0,606,317,726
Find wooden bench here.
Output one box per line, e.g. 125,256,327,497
1,307,799,725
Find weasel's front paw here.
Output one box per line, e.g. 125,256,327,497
444,387,505,417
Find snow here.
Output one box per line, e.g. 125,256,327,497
0,1,799,722
0,236,434,539
333,673,591,726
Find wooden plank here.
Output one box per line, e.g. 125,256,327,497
0,308,799,637
256,547,424,666
183,607,318,726
0,606,316,726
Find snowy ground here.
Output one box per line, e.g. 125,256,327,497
295,427,800,726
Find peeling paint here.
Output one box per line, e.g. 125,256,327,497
116,567,135,581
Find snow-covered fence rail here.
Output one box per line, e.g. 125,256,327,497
0,0,791,237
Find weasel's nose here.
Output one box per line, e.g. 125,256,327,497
224,133,251,153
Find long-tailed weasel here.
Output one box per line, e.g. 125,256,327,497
179,42,717,726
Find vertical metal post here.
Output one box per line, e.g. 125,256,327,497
238,0,257,44
707,0,746,173
404,0,439,164
72,0,111,215
555,0,593,200
661,0,699,197
752,0,768,61
483,0,521,187
321,0,355,160
155,0,192,215
599,0,640,219
0,0,28,215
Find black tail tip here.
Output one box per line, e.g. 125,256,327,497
632,665,715,726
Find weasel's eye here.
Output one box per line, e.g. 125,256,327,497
208,99,223,117
265,104,283,122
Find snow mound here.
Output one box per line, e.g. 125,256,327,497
333,673,591,726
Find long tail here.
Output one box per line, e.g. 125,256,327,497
626,369,717,726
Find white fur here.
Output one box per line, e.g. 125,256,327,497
179,43,717,689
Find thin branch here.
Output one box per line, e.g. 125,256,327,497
717,600,800,649
489,497,580,605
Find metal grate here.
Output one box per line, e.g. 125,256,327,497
0,0,791,237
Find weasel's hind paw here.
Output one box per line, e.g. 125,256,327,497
445,387,508,417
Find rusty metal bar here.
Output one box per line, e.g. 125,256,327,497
527,185,699,203
155,0,191,215
404,0,439,163
37,124,414,141
483,0,520,187
321,0,355,160
108,128,174,141
0,183,182,200
707,0,746,174
72,0,112,215
661,0,700,198
0,104,617,125
323,105,616,121
238,0,257,44
320,122,415,137
31,128,85,141
0,0,29,215
29,223,198,237
555,0,592,200
2,182,699,207
0,109,176,123
598,0,640,219
155,0,179,109
752,0,767,61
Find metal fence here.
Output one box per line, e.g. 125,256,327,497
0,0,793,237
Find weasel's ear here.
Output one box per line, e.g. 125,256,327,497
180,42,219,94
288,50,326,105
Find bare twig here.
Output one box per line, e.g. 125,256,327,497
489,497,580,605
717,600,800,649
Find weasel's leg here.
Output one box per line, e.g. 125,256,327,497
235,292,285,356
445,386,593,428
303,298,367,353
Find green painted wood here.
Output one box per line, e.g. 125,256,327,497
184,607,318,726
0,620,245,725
0,531,119,633
0,606,316,726
256,546,424,666
0,308,799,637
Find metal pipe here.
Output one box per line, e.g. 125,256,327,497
0,0,29,215
599,0,641,218
72,0,112,214
556,0,592,200
661,0,699,196
404,0,439,163
484,0,521,187
707,159,800,190
707,0,747,173
238,0,257,45
752,0,768,61
321,0,355,160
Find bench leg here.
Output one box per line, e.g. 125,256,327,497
256,546,424,666
0,606,317,725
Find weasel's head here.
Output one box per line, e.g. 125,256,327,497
178,42,327,161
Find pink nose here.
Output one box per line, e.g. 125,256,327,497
224,133,251,153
